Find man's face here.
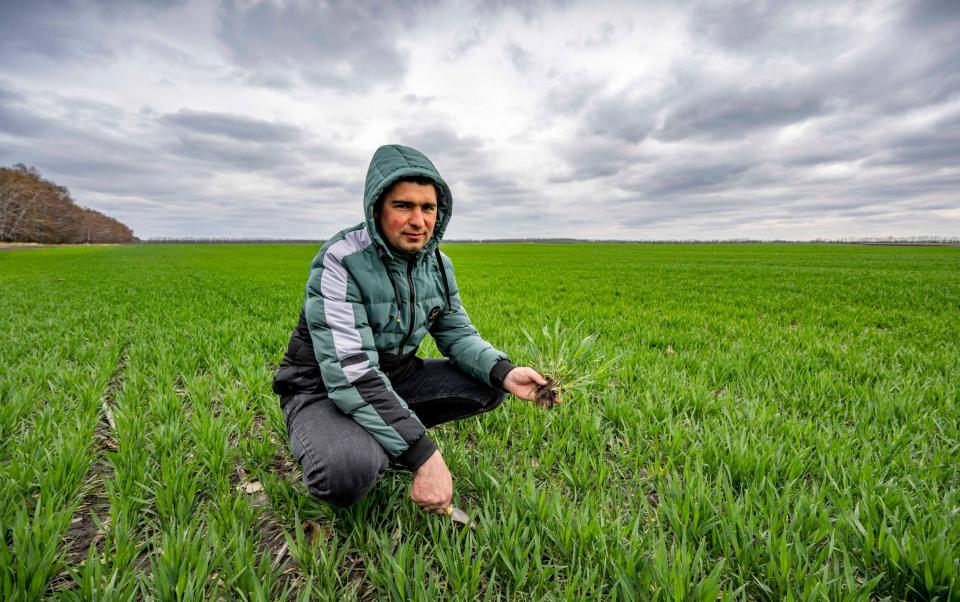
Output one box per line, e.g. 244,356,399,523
376,181,438,253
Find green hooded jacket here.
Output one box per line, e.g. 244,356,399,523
281,144,514,470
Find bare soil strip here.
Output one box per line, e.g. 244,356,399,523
48,343,129,593
243,413,305,599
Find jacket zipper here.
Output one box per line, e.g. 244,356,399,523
397,258,416,354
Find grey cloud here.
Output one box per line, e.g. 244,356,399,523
281,164,364,194
869,118,960,168
787,199,882,214
302,177,349,190
688,1,850,59
169,135,292,171
584,93,656,144
0,82,24,103
0,0,187,64
216,0,411,91
556,162,620,182
618,160,753,197
650,163,753,197
688,1,784,51
657,88,825,141
92,0,188,17
817,33,960,117
843,175,960,204
0,1,112,62
548,137,646,183
38,153,163,182
569,20,618,50
544,75,604,116
403,93,436,106
449,0,572,59
0,84,54,136
578,70,826,145
616,196,754,230
163,109,302,143
608,188,911,233
475,0,573,22
391,123,488,171
462,172,525,198
761,194,960,223
786,149,861,167
905,0,960,28
448,25,485,58
157,109,343,177
506,43,534,73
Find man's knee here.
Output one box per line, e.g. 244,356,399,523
303,447,387,508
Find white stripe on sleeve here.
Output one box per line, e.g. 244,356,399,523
320,228,374,365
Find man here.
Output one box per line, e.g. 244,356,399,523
273,144,549,513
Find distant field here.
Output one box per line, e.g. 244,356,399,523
1,243,958,600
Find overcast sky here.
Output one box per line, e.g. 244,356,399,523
1,0,958,240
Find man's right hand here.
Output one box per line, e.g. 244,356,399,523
410,449,453,514
503,367,557,403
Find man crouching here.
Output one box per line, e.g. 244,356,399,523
273,144,548,513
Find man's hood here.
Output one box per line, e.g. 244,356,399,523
363,144,453,259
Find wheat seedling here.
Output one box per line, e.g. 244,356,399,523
521,318,619,408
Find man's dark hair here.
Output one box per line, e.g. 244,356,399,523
374,176,442,216
396,175,437,189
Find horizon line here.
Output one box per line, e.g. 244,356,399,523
141,236,960,245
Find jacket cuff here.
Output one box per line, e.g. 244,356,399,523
489,358,516,391
396,434,438,471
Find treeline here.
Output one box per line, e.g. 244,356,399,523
0,164,137,244
147,238,323,244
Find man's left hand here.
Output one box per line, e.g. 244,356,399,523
503,367,556,403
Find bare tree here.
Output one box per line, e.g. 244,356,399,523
0,164,137,243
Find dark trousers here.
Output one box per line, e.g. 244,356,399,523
281,359,506,507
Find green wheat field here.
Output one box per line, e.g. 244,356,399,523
1,243,958,600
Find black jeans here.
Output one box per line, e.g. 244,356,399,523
281,358,506,507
